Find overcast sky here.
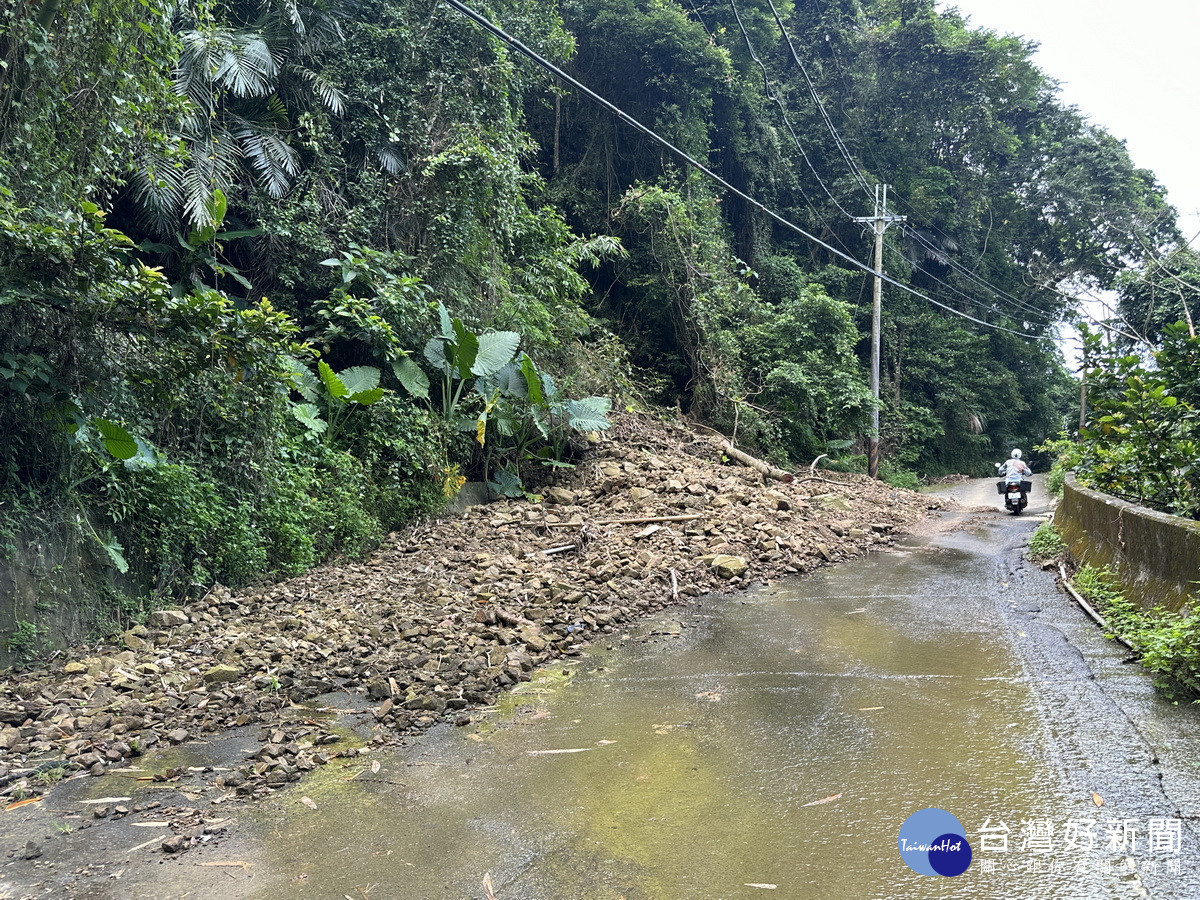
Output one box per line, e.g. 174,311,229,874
938,0,1200,243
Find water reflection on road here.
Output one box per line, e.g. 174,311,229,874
231,480,1198,899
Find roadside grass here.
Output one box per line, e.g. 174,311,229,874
1027,521,1067,561
1070,564,1200,703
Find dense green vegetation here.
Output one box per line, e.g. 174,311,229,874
2,0,1193,633
1027,521,1067,561
1072,564,1200,702
1043,323,1200,519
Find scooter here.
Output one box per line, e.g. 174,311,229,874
995,465,1031,515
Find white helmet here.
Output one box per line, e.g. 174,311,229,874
1011,449,1022,459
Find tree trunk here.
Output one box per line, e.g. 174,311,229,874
719,440,794,483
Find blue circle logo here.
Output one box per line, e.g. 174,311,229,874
898,808,972,877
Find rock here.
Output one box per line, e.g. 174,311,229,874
161,835,188,853
629,487,654,502
0,726,19,750
202,664,241,684
86,685,118,710
815,493,854,512
148,609,189,628
166,728,190,743
706,554,748,579
519,626,548,653
764,490,791,511
62,661,88,676
870,522,895,533
816,544,834,562
121,630,148,651
22,840,41,860
545,487,577,505
848,528,868,539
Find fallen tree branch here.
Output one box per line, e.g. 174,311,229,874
534,513,705,529
809,453,829,476
792,475,848,488
1058,562,1137,652
719,440,794,483
525,544,577,558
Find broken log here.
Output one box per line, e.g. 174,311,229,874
533,513,705,529
719,440,794,483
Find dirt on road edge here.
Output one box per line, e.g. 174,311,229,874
0,414,946,811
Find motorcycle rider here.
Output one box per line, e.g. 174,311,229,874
996,449,1032,479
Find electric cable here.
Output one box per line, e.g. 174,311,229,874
883,241,1075,338
439,0,1037,340
727,0,856,221
765,0,874,201
761,0,1078,331
901,225,1059,323
683,0,713,39
763,4,1080,327
770,1,1136,337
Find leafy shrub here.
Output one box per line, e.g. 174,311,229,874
1072,323,1200,518
340,398,447,530
1072,564,1200,702
397,304,613,494
1138,608,1200,701
5,620,46,667
879,460,922,490
105,463,265,596
1028,522,1067,560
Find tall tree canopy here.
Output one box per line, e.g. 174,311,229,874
0,0,1188,611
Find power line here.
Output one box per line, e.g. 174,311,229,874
759,1,1076,332
439,0,1036,340
884,241,1051,328
765,0,1131,337
765,0,874,201
727,0,856,220
721,0,851,254
762,2,1081,328
683,0,713,39
901,226,1060,323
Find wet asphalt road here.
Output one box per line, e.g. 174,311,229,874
2,477,1199,899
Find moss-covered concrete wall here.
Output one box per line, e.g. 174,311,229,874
1056,474,1200,613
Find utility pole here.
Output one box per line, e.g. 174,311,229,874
854,185,905,480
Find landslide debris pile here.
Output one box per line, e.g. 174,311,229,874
0,416,942,801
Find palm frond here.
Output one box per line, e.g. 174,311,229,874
295,65,346,116
129,155,186,234
232,124,300,197
181,128,241,228
376,147,406,175
213,32,279,98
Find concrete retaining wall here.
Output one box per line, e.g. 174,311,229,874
1055,474,1200,613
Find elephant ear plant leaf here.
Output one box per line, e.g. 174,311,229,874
421,302,520,422
566,396,613,433
290,402,327,435
392,355,430,401
473,331,521,377
92,418,138,460
290,360,386,443
402,303,613,495
337,365,385,404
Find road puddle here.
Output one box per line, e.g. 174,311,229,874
234,530,1173,899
